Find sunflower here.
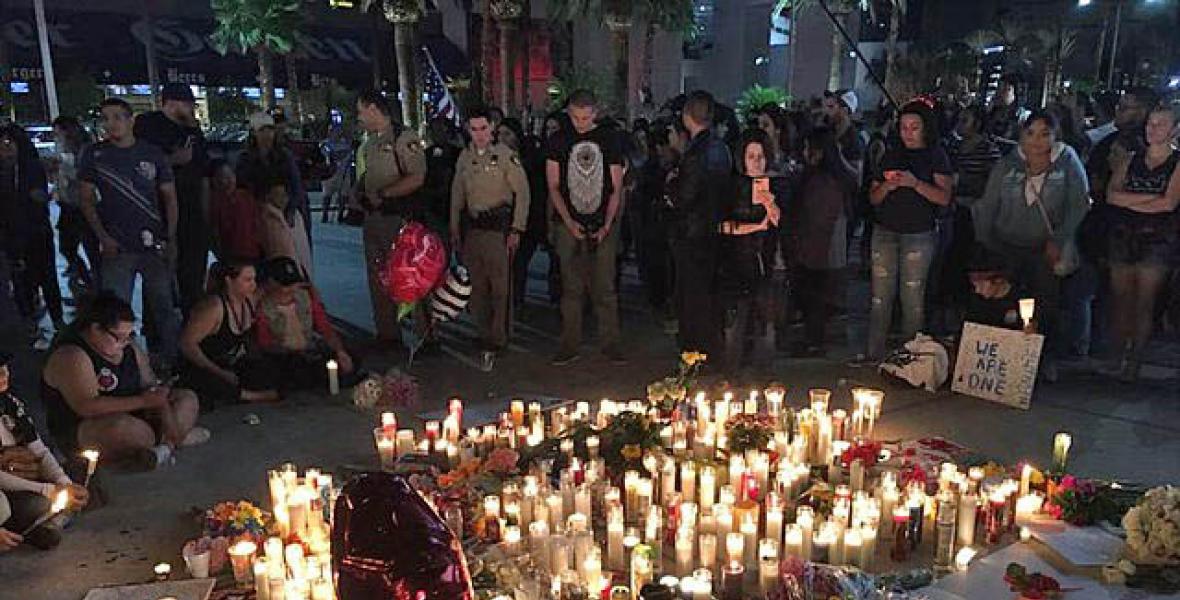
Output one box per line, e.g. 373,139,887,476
621,444,643,461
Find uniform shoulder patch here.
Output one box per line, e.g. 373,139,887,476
510,154,522,166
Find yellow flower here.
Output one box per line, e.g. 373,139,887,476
681,352,707,367
1029,468,1046,486
621,444,643,461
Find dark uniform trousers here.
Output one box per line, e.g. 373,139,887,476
465,228,511,350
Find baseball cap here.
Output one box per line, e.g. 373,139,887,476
160,83,196,104
264,256,305,286
249,112,276,132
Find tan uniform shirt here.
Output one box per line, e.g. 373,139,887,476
450,142,530,232
359,124,427,199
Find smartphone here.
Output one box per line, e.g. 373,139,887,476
753,177,770,203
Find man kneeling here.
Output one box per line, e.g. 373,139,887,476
42,293,208,470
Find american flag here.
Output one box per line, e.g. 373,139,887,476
419,46,460,126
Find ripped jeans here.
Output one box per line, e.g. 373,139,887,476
868,227,936,359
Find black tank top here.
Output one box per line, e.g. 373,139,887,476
42,330,143,450
198,294,252,369
1115,150,1180,226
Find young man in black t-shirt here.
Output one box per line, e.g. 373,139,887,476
133,83,209,315
544,90,627,365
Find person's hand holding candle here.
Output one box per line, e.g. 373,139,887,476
54,483,89,508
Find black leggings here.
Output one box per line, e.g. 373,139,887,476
12,230,63,325
2,491,50,533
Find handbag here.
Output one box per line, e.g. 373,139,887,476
1029,175,1081,277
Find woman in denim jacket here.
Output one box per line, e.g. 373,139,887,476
972,110,1090,380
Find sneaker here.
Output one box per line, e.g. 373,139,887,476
148,444,175,469
479,351,496,372
603,346,628,365
181,427,212,448
24,525,62,550
551,350,581,366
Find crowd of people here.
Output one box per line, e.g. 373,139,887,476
0,77,1178,551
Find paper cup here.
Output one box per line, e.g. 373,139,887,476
183,549,210,579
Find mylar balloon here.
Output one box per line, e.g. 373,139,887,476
380,221,447,306
332,472,474,600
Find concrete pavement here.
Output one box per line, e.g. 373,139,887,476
1,220,1177,599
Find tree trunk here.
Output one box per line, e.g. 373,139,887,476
552,21,573,80
394,21,419,128
371,8,383,90
258,47,275,111
609,22,630,119
285,53,302,126
826,10,847,92
883,3,902,100
499,22,514,114
480,0,495,104
641,20,655,106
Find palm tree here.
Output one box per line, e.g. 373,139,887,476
549,0,692,119
210,0,301,112
491,0,526,113
856,0,907,99
818,0,857,91
362,0,424,127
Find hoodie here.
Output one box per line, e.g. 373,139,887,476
972,142,1090,251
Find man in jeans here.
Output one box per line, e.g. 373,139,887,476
79,98,180,364
545,90,626,365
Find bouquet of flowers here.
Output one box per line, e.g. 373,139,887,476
203,500,270,543
1045,476,1135,526
597,411,663,476
840,440,883,468
725,413,776,455
1004,563,1074,599
1123,485,1180,565
646,352,707,413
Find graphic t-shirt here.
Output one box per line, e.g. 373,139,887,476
78,140,174,252
545,126,624,229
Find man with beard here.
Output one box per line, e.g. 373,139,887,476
134,83,209,316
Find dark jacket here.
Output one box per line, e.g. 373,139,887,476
672,129,733,240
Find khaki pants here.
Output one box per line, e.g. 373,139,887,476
464,229,510,350
363,213,404,340
554,224,620,352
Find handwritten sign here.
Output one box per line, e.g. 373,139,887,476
952,322,1043,410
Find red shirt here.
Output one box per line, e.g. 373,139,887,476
211,188,263,261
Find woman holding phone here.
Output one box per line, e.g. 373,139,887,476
866,100,954,360
719,129,782,373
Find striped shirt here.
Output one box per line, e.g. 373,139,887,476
948,135,1002,201
78,139,173,252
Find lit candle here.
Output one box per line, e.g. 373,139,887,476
374,428,395,470
726,532,744,565
81,448,100,488
1019,298,1036,330
850,459,866,493
784,524,803,559
1020,526,1032,542
699,532,717,573
583,550,604,595
766,504,783,547
326,359,339,395
631,548,654,598
546,493,563,532
797,507,814,561
607,517,625,571
697,466,716,513
859,523,876,571
1052,432,1072,472
285,543,305,579
253,558,271,600
1015,494,1044,525
809,388,830,415
153,562,171,581
503,525,522,556
395,429,415,455
675,528,694,576
681,462,697,504
957,492,978,548
228,540,257,585
758,539,779,594
741,514,758,568
1019,464,1033,497
484,495,501,519
844,528,863,568
510,400,525,427
954,546,978,571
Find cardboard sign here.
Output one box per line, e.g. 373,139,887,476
952,322,1044,410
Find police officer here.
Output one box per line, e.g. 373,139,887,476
354,91,427,344
450,109,529,371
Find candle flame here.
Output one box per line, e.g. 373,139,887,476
81,449,100,462
51,489,70,513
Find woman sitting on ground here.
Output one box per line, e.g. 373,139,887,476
41,293,208,470
178,261,278,408
253,257,358,393
0,352,88,550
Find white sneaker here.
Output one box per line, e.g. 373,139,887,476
181,427,212,448
151,444,175,469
